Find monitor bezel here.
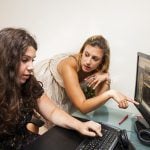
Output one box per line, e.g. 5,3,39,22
134,52,150,126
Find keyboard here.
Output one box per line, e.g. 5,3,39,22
75,122,120,150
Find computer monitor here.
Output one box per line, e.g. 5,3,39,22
134,52,150,126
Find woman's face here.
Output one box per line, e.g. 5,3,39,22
18,46,36,84
81,45,103,72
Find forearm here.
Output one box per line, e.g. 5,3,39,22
79,89,137,113
77,90,111,113
37,94,82,131
50,107,82,131
37,94,103,137
49,108,103,138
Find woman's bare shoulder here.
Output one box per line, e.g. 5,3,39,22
58,54,79,71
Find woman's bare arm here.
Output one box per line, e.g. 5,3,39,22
37,94,102,137
58,57,139,113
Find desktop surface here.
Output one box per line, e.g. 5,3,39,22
26,116,135,150
26,103,150,150
26,125,83,150
71,103,150,150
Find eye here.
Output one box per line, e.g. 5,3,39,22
84,51,90,57
92,56,100,61
21,56,33,63
22,57,29,63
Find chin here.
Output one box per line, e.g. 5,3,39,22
19,79,27,84
84,70,91,73
82,68,91,73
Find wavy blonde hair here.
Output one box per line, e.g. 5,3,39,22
78,35,110,73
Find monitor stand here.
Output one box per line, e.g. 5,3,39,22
136,116,150,129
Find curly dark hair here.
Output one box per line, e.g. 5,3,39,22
0,28,44,135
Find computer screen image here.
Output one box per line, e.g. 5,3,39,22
134,52,150,126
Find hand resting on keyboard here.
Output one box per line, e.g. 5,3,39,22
76,128,130,150
74,116,133,150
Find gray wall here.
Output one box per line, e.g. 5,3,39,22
0,0,150,104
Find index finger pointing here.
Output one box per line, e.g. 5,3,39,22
126,98,139,105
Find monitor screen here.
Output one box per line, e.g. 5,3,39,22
134,52,150,126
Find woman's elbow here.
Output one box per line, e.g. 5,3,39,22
74,100,90,114
77,106,90,114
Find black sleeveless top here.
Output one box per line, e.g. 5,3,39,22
0,109,40,150
0,92,44,149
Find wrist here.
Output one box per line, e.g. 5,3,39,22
73,118,83,132
107,89,115,98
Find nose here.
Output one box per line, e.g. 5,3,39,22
27,66,33,70
27,63,34,73
86,57,92,65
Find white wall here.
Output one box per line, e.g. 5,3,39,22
0,0,150,99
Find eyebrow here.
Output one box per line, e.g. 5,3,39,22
85,51,102,59
22,54,36,59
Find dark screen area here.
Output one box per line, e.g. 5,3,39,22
134,52,150,126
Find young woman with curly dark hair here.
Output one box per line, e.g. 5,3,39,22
0,28,102,149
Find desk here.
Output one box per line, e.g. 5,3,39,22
26,101,150,150
26,126,83,150
71,101,150,150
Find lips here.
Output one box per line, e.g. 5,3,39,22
83,65,91,72
22,75,30,80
